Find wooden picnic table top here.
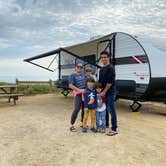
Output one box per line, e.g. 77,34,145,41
0,93,24,97
0,85,18,88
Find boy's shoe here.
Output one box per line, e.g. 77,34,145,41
90,128,97,133
82,128,87,133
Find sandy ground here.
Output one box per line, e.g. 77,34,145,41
0,94,166,166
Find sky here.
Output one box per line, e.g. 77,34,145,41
0,0,166,82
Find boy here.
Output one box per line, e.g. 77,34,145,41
82,77,97,133
95,83,106,133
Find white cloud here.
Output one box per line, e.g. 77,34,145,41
0,0,165,82
1,0,165,49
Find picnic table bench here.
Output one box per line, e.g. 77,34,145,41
0,85,24,105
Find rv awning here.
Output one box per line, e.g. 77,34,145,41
24,33,115,71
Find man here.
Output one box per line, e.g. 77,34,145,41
69,63,86,132
99,51,118,136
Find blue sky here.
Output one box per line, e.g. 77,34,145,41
0,0,166,82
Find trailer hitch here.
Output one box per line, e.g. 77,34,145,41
129,100,142,112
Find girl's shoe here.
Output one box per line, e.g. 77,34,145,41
96,128,101,132
101,129,106,133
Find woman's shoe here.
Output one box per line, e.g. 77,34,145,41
70,126,76,132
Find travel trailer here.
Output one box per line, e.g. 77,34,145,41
24,32,166,111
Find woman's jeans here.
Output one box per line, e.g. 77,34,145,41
71,94,83,125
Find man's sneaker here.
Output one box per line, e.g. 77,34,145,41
90,128,97,133
107,130,118,136
82,128,87,133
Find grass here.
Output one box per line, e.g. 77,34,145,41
19,84,61,95
0,82,10,85
0,81,61,95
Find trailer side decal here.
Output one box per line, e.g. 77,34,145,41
115,55,148,65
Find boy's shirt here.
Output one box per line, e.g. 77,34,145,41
97,94,106,112
84,88,97,110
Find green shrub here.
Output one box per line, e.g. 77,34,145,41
19,84,60,95
31,85,50,94
0,82,9,85
0,81,61,95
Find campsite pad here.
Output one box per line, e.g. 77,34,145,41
0,94,166,166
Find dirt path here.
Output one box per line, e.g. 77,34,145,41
0,94,165,166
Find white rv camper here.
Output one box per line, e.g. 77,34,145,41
24,32,166,111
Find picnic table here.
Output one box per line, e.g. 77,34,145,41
0,85,24,105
